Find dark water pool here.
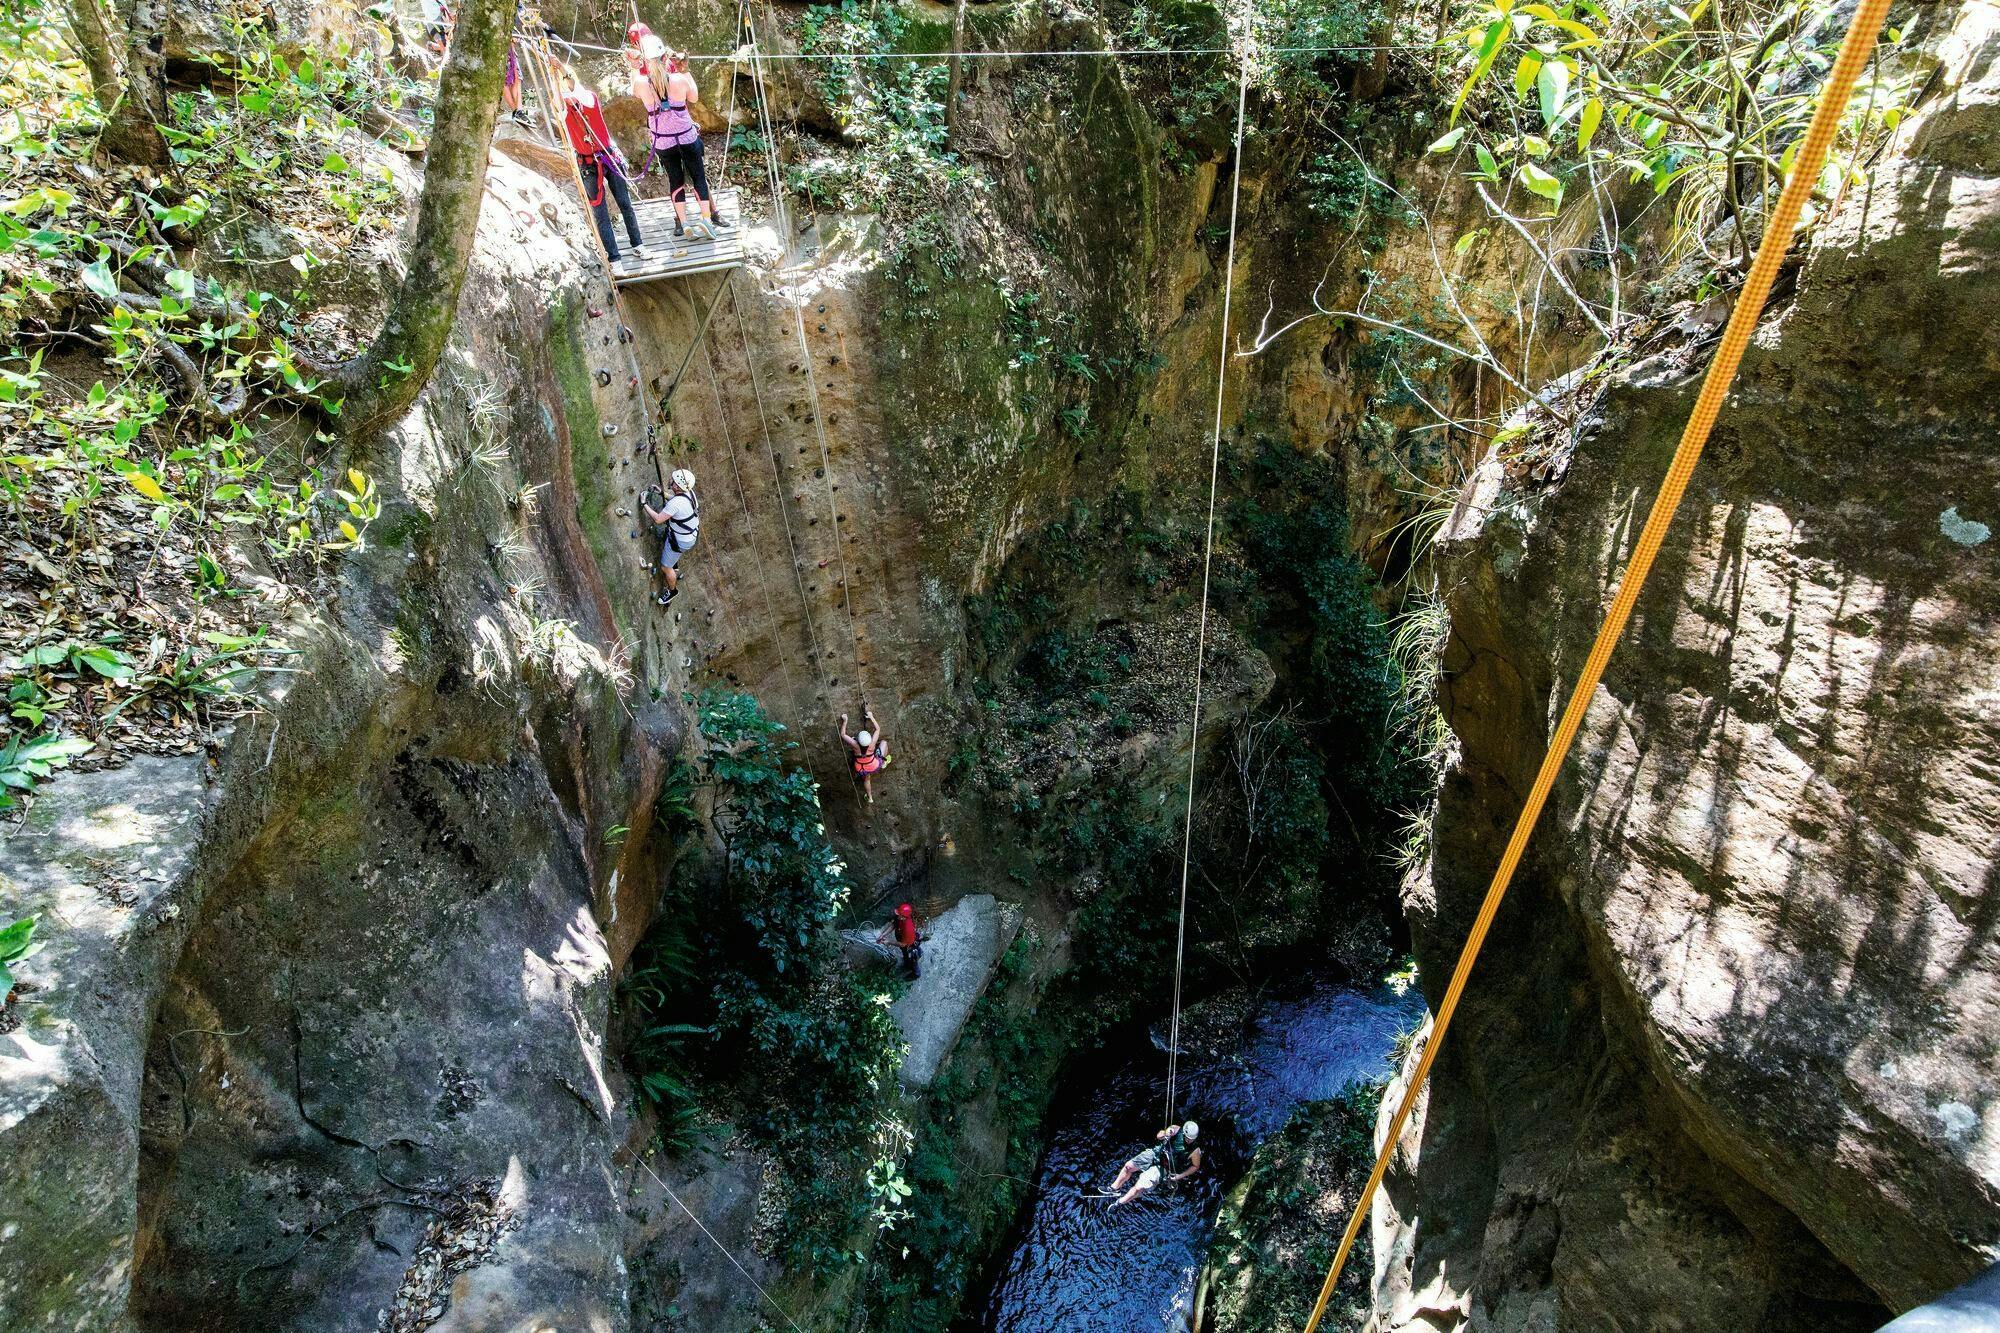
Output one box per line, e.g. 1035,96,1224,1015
974,980,1423,1332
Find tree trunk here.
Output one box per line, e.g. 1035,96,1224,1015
330,0,511,438
65,0,169,163
1351,0,1407,102
945,0,969,144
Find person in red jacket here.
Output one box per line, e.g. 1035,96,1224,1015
557,63,644,263
876,902,922,979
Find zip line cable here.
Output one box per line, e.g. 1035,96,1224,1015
1296,0,1894,1326
527,36,1464,60
1164,61,1250,1133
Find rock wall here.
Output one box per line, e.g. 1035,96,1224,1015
1372,4,2000,1327
1,131,697,1329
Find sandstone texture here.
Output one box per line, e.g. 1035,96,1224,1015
1372,5,2000,1328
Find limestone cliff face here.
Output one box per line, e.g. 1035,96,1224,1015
1,136,693,1329
1372,6,2000,1327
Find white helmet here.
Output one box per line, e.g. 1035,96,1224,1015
856,730,873,748
671,468,696,493
639,33,667,60
1181,1121,1198,1143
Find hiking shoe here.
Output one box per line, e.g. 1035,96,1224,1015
712,212,733,229
656,589,676,608
672,219,684,237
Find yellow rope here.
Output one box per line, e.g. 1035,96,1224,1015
1298,1,1892,1326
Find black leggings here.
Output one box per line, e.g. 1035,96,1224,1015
661,137,711,207
580,154,642,260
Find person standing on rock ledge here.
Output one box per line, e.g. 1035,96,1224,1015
642,468,699,607
876,902,923,979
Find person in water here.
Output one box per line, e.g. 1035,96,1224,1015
840,708,888,802
558,63,645,263
625,33,728,238
876,902,922,979
1109,1121,1202,1206
641,468,700,606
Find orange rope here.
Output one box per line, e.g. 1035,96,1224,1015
1298,1,1893,1327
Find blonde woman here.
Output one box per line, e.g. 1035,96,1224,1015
625,32,727,238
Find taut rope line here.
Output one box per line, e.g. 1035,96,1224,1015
1165,61,1250,1132
743,20,873,711
1296,0,1895,1326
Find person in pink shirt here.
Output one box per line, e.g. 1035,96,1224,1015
625,32,727,239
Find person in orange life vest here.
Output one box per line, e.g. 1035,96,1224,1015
624,34,727,238
876,902,922,979
839,708,888,803
557,63,644,263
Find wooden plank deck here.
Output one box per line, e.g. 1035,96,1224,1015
610,187,747,286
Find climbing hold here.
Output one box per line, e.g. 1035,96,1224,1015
629,530,638,538
817,323,827,333
814,467,824,479
829,355,841,366
588,306,604,318
602,423,619,437
789,363,801,373
817,304,826,314
595,369,613,387
619,326,634,343
816,559,829,569
627,375,639,394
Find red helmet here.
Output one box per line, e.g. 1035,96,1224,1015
625,21,652,45
896,903,913,918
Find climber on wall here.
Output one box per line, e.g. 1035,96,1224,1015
558,62,645,264
876,902,924,979
839,708,889,803
624,30,728,239
1108,1121,1202,1206
641,468,699,607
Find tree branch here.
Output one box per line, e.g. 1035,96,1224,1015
327,0,511,439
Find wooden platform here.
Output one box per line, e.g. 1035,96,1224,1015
609,187,746,286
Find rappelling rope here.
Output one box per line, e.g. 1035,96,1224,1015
631,1155,806,1332
743,20,874,714
696,312,804,702
1296,0,1894,1326
728,277,838,712
1163,62,1250,1134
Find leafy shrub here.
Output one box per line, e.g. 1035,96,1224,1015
0,915,42,1000
620,689,908,1282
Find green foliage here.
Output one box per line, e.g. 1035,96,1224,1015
0,915,39,998
620,690,908,1283
791,1,978,224
1204,1082,1385,1332
1437,0,1915,237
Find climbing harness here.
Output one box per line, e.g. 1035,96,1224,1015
1163,62,1249,1138
1295,1,1895,1326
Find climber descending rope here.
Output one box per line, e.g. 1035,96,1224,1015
739,13,887,788
1295,1,1894,1327
1157,59,1250,1155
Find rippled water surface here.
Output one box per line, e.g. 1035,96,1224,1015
976,980,1423,1333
